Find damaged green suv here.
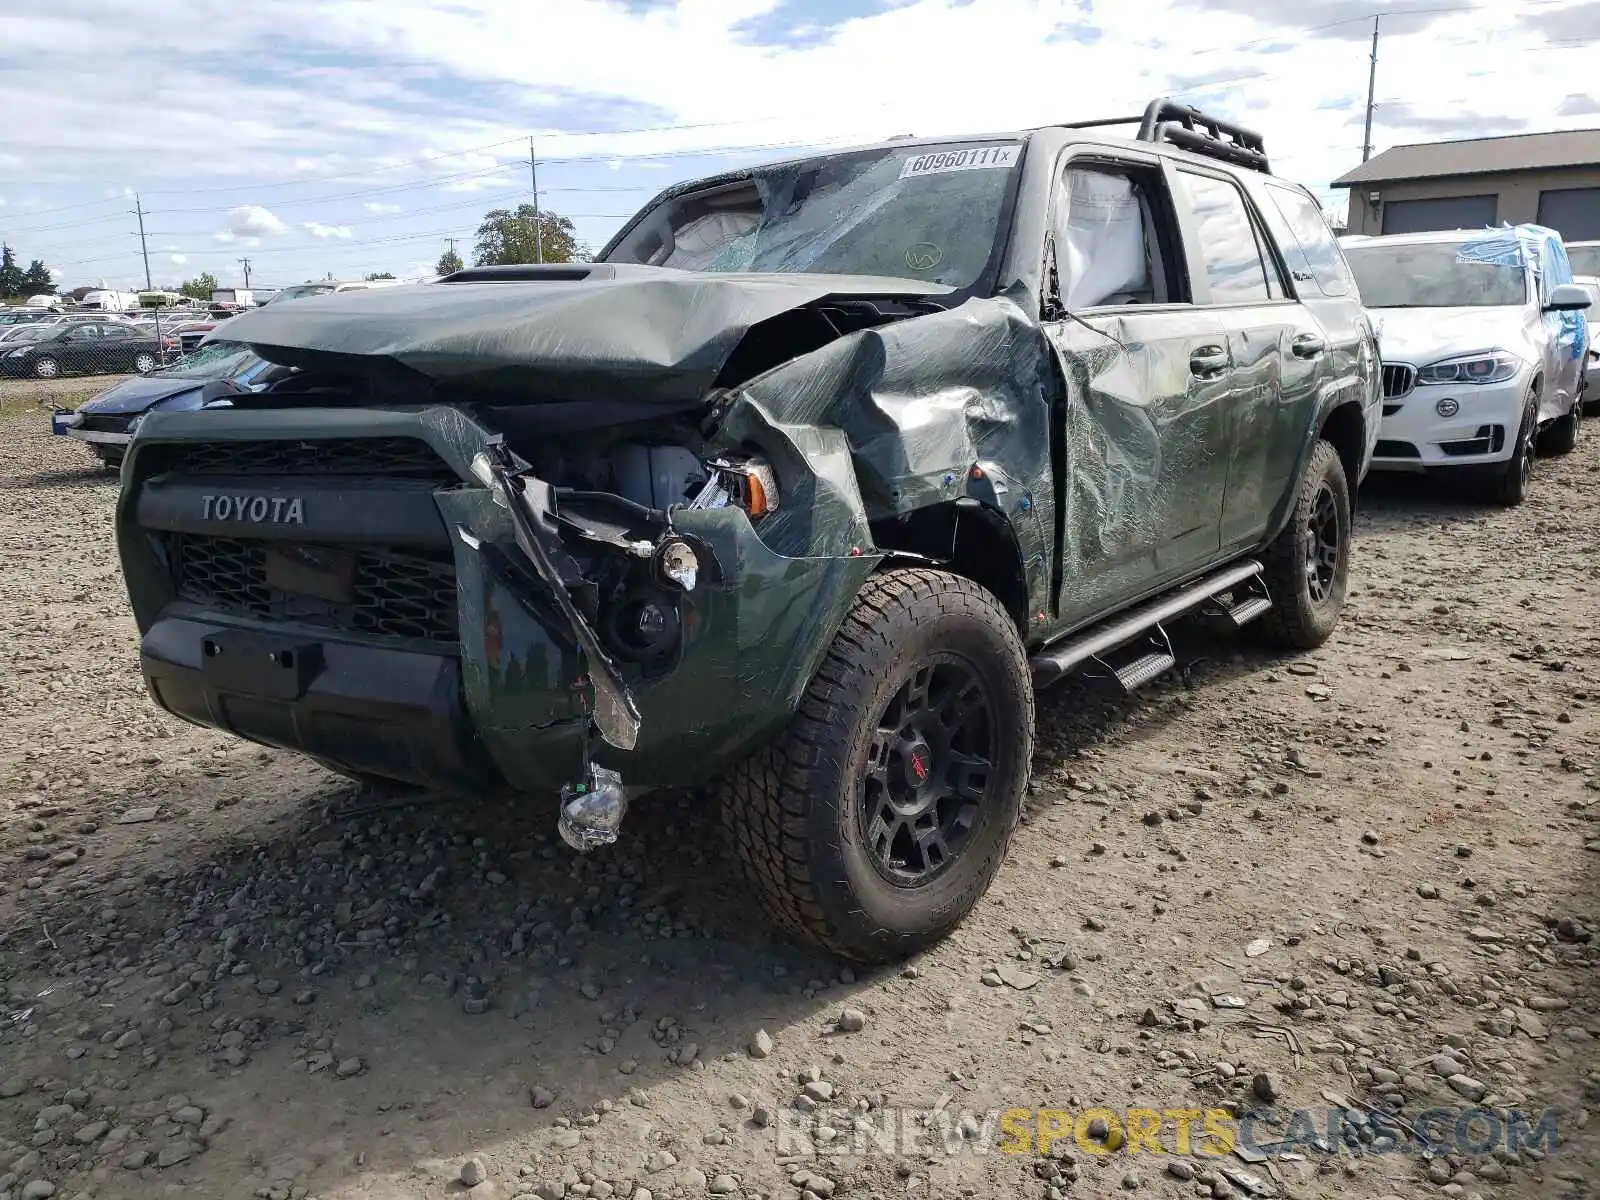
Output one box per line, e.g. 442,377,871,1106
116,101,1379,961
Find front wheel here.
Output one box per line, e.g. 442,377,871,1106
1256,439,1351,650
720,569,1034,962
1482,392,1537,507
1539,395,1580,456
33,357,60,379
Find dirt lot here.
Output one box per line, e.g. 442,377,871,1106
1,407,1597,1200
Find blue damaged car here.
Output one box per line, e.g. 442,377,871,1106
52,341,292,468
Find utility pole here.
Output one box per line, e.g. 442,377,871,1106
527,135,544,264
238,257,252,288
1361,16,1380,162
131,193,153,291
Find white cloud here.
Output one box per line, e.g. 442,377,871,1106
304,221,354,238
363,201,402,214
224,205,289,239
170,253,188,264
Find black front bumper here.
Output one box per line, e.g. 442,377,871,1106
141,614,500,791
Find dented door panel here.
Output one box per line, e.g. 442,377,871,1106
1043,307,1232,626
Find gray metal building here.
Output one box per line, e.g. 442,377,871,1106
1332,128,1600,240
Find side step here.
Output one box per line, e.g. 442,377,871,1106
1030,560,1267,690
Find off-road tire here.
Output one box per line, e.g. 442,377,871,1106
1256,439,1351,651
1539,396,1580,456
719,568,1033,962
1483,391,1537,507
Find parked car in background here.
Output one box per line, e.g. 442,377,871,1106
0,308,63,327
52,340,292,467
1567,240,1600,279
0,320,177,379
1341,225,1590,505
1577,275,1600,413
261,279,404,304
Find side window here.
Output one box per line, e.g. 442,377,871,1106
1055,165,1185,309
1176,171,1275,304
1262,183,1354,298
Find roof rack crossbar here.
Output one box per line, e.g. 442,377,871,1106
1059,116,1145,130
1136,98,1270,173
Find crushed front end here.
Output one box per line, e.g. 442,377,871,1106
116,400,880,843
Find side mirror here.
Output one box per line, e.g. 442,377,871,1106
1545,283,1593,312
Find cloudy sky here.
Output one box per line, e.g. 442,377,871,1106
0,0,1594,292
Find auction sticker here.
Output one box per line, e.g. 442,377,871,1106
900,144,1020,179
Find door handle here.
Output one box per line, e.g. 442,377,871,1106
1189,346,1229,377
1292,333,1327,358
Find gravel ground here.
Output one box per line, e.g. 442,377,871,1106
1,410,1597,1200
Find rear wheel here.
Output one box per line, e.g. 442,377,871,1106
1256,439,1351,651
720,569,1033,962
133,352,158,374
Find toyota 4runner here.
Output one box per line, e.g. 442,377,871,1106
114,100,1381,962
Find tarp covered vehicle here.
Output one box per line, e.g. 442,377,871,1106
114,100,1380,961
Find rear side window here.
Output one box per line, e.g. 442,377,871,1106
1176,171,1276,304
1262,183,1353,298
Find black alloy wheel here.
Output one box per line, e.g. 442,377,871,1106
1304,483,1341,606
860,658,996,886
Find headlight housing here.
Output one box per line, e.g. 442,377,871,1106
1416,351,1522,385
5,348,29,359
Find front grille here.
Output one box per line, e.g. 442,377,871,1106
153,437,457,481
169,533,458,643
1374,439,1420,459
1382,363,1416,399
78,413,133,434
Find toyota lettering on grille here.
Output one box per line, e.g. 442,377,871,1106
201,494,306,524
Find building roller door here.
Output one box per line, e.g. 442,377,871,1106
1381,195,1497,234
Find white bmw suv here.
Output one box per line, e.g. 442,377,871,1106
1341,226,1591,505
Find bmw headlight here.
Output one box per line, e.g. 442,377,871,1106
1416,351,1522,385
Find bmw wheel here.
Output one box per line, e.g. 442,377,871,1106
1484,391,1537,506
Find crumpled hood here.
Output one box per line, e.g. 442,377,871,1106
1370,305,1530,368
78,373,206,415
217,265,952,407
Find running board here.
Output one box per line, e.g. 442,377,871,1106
1030,560,1266,690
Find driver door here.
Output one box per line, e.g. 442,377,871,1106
1040,155,1233,626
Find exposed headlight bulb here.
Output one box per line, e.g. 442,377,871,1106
655,537,699,592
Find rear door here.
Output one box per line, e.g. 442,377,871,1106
1170,167,1329,552
1040,152,1233,624
57,324,102,371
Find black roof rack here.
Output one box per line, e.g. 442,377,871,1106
1061,98,1270,174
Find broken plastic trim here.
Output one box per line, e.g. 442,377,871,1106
480,437,643,752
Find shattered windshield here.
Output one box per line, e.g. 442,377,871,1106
603,141,1022,289
1344,241,1528,308
157,340,257,379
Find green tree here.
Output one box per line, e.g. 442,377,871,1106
0,244,23,299
177,272,220,301
18,260,55,295
472,204,581,266
364,271,395,281
435,247,465,276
